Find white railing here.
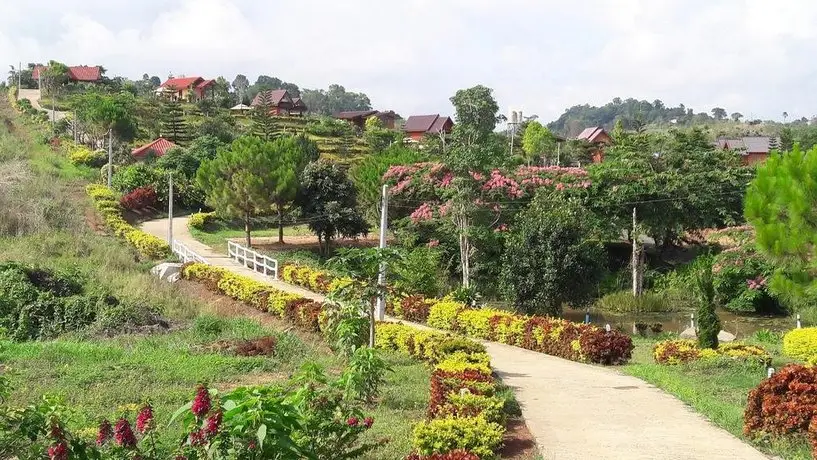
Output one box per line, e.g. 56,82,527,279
172,239,209,264
228,241,278,279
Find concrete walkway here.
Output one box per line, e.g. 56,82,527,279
142,216,770,460
18,88,68,122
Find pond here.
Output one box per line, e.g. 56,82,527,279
562,308,797,339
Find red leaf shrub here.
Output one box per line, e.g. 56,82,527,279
405,450,480,460
400,295,432,322
284,298,322,332
580,328,635,365
428,369,495,418
120,186,157,211
744,364,817,456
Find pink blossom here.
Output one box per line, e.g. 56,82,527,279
438,202,452,217
410,203,434,223
427,240,440,248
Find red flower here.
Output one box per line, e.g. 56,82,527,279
192,385,211,418
189,429,206,446
427,239,440,248
114,418,137,448
136,404,154,434
49,422,63,440
346,417,359,427
96,419,113,446
363,417,374,429
248,441,257,450
174,456,188,460
204,411,223,438
48,442,68,460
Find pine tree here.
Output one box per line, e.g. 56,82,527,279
695,264,720,349
161,98,189,145
251,90,278,140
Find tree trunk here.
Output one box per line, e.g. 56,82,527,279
277,202,284,244
368,298,376,348
455,211,471,289
244,212,252,248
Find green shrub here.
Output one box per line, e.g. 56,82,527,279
395,247,446,297
193,315,226,336
412,416,504,459
783,327,817,361
111,163,163,195
188,211,216,230
440,392,505,424
712,245,780,314
124,229,171,259
593,290,677,313
695,265,720,349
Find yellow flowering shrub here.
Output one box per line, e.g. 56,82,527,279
441,392,506,424
412,416,504,459
124,229,171,259
268,291,301,316
455,308,514,340
188,211,215,230
654,339,771,366
783,327,817,362
427,300,468,330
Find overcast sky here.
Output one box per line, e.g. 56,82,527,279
2,0,817,122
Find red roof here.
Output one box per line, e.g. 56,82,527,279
160,76,204,89
335,110,378,120
195,79,215,89
404,114,453,134
131,138,179,158
251,89,291,107
576,127,610,143
32,65,102,82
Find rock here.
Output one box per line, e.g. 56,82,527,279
150,262,183,282
678,327,736,342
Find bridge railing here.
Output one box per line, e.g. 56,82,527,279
227,241,278,279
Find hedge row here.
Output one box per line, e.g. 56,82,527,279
86,184,171,259
272,262,634,365
783,327,817,362
181,263,504,458
652,339,771,366
376,323,506,459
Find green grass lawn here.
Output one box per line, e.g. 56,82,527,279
622,336,812,459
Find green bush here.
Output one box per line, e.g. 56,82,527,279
695,265,720,350
593,290,677,312
188,211,216,230
111,163,164,195
412,416,504,459
712,245,780,313
395,247,446,297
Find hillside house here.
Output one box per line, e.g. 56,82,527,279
576,126,612,163
717,136,779,165
250,89,303,116
334,110,399,130
131,138,178,159
156,76,215,101
32,65,103,83
403,114,454,142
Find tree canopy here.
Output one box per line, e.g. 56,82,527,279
300,85,372,116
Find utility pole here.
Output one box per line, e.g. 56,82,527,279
632,207,642,297
168,173,174,245
106,129,113,187
374,184,390,321
17,61,21,90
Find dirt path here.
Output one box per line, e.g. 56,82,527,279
142,216,770,460
18,88,68,121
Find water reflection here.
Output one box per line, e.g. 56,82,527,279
562,308,795,339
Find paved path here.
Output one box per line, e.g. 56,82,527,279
18,88,68,122
142,216,770,460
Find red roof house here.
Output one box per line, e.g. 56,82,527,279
131,138,179,159
576,127,612,163
403,114,454,141
334,110,399,130
717,136,779,165
157,76,215,101
291,97,307,116
250,89,296,115
32,65,103,82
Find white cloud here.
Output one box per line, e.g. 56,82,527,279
1,0,816,123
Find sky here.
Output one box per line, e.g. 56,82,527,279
2,0,817,123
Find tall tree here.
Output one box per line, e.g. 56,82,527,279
349,144,423,217
72,91,138,144
521,121,557,165
745,145,817,309
695,264,720,349
711,107,727,121
251,91,277,140
196,136,279,246
731,112,743,122
268,135,311,244
783,111,789,123
160,97,189,145
231,74,250,104
300,85,371,115
297,160,369,256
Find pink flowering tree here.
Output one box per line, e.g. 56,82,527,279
384,162,590,287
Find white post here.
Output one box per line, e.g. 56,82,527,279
690,313,695,329
605,324,611,332
168,173,174,244
17,61,21,91
767,367,775,378
375,184,390,321
797,314,802,329
107,129,113,187
632,207,640,297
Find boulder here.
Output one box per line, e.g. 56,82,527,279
678,327,736,343
150,262,183,282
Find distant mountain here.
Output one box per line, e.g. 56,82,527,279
548,98,721,137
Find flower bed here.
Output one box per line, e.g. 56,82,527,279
375,322,506,459
744,364,817,457
86,184,170,259
653,339,771,366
